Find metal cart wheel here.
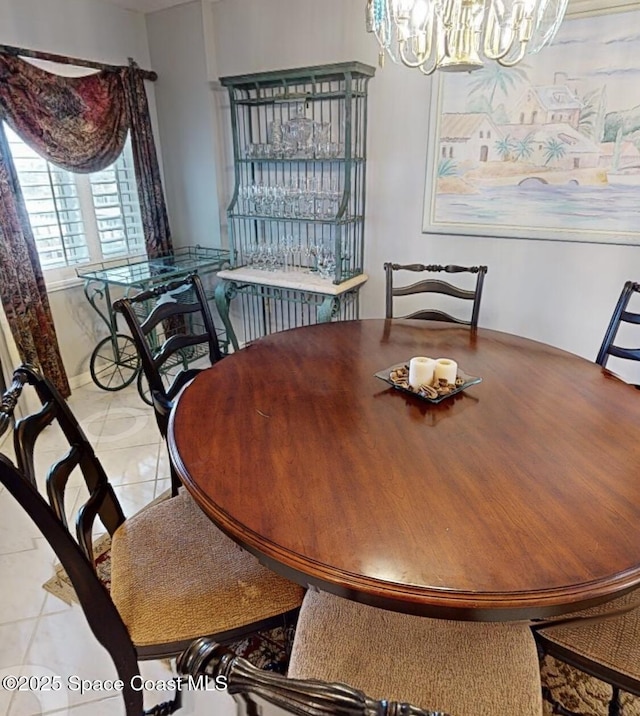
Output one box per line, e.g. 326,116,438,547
136,371,153,406
136,349,193,406
89,334,140,391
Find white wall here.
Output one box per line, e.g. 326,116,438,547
0,0,158,384
146,1,222,251
206,0,640,381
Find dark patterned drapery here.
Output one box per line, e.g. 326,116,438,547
0,55,129,173
0,122,70,397
0,54,172,258
121,64,172,258
0,52,171,395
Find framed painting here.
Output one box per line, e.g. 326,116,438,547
422,0,640,245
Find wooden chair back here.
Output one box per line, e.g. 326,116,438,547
384,263,487,328
178,638,447,716
113,272,223,438
0,365,146,715
595,281,640,368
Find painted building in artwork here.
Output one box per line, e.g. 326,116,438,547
512,85,582,128
500,123,601,169
439,113,503,167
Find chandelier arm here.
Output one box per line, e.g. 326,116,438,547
365,0,567,73
418,57,439,75
497,41,528,66
483,37,515,61
398,39,432,68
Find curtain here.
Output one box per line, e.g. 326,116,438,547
121,65,172,258
0,53,172,396
0,122,70,397
0,55,129,173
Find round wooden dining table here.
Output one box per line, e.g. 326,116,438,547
168,319,640,621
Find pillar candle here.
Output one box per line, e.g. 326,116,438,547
408,357,436,389
434,358,458,385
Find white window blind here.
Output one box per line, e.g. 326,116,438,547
89,139,145,259
4,124,146,281
6,127,88,270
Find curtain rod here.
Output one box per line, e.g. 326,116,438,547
0,44,157,81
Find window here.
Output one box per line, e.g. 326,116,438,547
4,124,145,283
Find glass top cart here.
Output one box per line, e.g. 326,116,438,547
76,245,231,400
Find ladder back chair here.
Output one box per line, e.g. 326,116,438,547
532,589,640,716
0,365,304,716
113,272,224,438
114,272,224,493
384,263,488,328
268,590,542,716
595,281,640,372
178,638,447,716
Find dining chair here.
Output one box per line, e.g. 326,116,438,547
532,589,640,715
0,364,304,716
384,263,488,328
178,638,446,716
113,272,224,435
268,590,542,716
595,281,640,371
114,272,224,493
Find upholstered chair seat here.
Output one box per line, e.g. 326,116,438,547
534,589,640,699
111,489,304,652
288,590,543,716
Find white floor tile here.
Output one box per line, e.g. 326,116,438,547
95,445,159,486
65,391,113,423
0,489,46,556
0,619,39,670
16,608,121,712
112,480,158,519
156,444,172,481
154,478,171,499
0,539,55,625
95,409,159,449
41,694,125,715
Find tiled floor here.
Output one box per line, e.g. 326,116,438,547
0,380,236,716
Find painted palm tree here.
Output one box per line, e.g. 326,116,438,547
468,64,529,114
578,87,607,142
495,135,515,161
437,158,458,177
543,137,567,165
514,133,536,161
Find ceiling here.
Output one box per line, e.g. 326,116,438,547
97,0,199,13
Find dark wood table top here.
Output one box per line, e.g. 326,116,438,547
168,319,640,621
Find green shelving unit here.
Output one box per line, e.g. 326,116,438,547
215,62,375,348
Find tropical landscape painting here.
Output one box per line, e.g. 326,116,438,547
422,5,640,244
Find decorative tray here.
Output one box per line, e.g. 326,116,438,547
374,362,482,404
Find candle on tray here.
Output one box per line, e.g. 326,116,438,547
434,358,458,385
408,357,436,389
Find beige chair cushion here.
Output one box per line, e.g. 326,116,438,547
289,590,542,716
536,589,640,684
111,490,304,649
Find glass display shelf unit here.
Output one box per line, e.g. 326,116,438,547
218,62,375,346
76,245,231,399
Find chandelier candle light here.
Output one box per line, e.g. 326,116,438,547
366,0,569,73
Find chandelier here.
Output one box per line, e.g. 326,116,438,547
366,0,569,74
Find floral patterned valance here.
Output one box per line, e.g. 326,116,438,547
0,55,129,174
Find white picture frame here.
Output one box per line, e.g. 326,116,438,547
422,1,640,245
